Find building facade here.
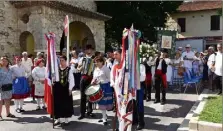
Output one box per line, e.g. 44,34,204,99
166,1,222,49
0,1,111,58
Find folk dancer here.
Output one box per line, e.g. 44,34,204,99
32,59,46,110
144,57,153,101
70,51,81,90
10,56,30,113
0,57,16,120
110,49,122,112
154,49,169,105
53,55,74,126
133,59,146,130
32,52,44,102
77,44,95,120
92,56,113,125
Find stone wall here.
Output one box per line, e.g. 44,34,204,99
0,1,19,58
42,6,105,52
0,1,105,59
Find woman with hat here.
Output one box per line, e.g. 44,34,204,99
32,59,46,110
10,56,30,113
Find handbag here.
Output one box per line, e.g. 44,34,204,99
0,70,12,91
1,84,13,91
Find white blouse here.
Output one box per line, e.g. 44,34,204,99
32,66,46,82
93,65,110,84
10,64,26,78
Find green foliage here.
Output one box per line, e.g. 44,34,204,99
199,96,222,123
217,8,222,16
96,1,182,50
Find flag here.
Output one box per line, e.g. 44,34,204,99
44,33,59,115
113,26,141,131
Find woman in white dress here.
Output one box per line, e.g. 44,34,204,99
91,56,113,125
32,59,46,110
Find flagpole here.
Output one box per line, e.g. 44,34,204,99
66,15,70,65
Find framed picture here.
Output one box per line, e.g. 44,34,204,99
161,35,172,49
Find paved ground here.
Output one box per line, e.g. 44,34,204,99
0,88,199,131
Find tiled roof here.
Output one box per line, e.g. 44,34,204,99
177,1,222,12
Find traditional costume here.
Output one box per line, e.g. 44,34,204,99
154,50,168,105
53,66,74,124
32,59,46,110
144,57,153,101
92,65,113,125
10,57,30,113
78,45,95,119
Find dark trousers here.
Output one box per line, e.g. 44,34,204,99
80,77,93,116
145,74,152,99
133,82,145,126
213,73,222,93
73,73,81,90
155,75,166,101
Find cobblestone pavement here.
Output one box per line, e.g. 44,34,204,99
0,88,199,131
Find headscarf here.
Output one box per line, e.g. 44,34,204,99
36,59,44,66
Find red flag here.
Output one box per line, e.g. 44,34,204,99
44,34,53,115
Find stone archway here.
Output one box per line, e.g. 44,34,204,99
19,31,35,55
69,21,95,52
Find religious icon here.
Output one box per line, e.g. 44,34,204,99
161,35,172,49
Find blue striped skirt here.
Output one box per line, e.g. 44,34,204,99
98,82,113,110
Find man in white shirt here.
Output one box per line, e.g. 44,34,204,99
181,44,195,80
207,46,215,90
154,49,168,105
21,52,33,78
213,44,222,95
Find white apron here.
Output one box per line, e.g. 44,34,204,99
34,82,44,96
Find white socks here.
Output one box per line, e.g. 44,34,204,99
64,118,69,123
14,100,19,109
55,118,69,123
37,98,46,107
102,110,107,122
14,99,24,109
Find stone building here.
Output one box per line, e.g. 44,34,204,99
0,1,111,58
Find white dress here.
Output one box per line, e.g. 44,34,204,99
165,58,173,83
32,66,46,97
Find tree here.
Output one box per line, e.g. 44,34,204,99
217,8,222,16
96,1,182,51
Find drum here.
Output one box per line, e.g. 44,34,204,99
85,84,103,103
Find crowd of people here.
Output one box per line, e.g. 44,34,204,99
0,43,222,130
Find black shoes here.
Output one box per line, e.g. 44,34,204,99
136,124,144,130
36,106,41,110
161,100,166,105
146,97,151,102
78,115,85,120
86,112,95,117
154,100,160,104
